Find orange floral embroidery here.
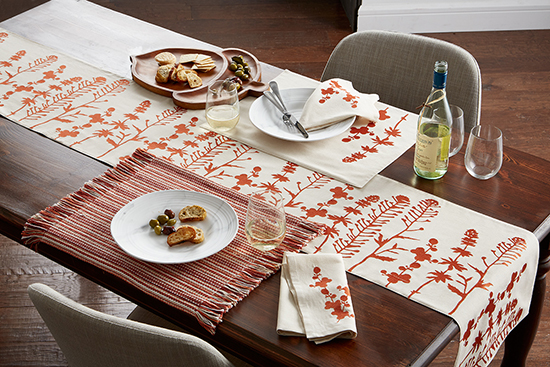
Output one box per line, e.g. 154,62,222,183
318,80,359,108
310,266,354,321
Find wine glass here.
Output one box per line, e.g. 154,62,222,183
245,190,286,251
449,105,464,157
464,124,503,180
205,79,240,132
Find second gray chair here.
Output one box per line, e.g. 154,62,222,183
27,283,246,367
321,30,481,132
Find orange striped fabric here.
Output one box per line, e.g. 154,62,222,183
22,149,325,333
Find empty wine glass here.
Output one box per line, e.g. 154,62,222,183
245,190,286,251
205,79,240,132
464,125,503,180
449,105,464,157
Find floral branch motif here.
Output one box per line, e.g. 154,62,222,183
342,114,408,163
310,266,354,321
96,105,185,158
0,32,8,44
448,237,528,315
1,54,58,86
318,79,359,108
313,193,380,254
458,262,528,367
408,229,479,299
23,77,130,128
347,197,441,272
66,100,151,145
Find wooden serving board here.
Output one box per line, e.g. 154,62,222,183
130,47,268,109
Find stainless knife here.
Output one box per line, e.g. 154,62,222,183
268,81,309,138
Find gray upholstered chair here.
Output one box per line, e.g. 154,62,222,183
27,283,247,367
321,30,482,132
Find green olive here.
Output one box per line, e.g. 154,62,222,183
234,69,244,78
229,62,238,71
149,219,160,228
157,214,169,225
167,218,177,226
154,225,163,235
241,73,250,80
232,55,244,64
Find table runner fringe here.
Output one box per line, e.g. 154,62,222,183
22,164,141,247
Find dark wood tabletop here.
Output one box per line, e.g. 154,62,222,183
2,109,549,366
1,2,549,366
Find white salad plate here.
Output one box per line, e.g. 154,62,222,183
249,87,355,142
111,190,238,264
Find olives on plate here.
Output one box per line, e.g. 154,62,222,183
150,209,177,236
157,214,169,225
162,226,176,235
229,55,251,82
154,225,163,235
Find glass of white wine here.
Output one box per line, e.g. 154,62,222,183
245,190,286,252
205,79,240,132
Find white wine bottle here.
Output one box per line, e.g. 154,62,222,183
414,60,453,179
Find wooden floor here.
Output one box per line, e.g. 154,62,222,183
1,0,549,365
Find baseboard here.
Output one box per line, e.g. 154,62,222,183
357,0,550,33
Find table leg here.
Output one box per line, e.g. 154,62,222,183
500,233,550,367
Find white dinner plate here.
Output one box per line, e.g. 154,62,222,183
111,190,238,264
249,87,355,142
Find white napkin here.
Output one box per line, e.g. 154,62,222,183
300,78,379,131
277,252,357,344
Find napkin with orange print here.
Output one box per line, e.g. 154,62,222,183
300,78,379,131
277,252,357,344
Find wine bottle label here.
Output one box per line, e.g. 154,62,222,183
414,125,450,172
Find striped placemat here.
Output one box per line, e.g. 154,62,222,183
22,149,325,333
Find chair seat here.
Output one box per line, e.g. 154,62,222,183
27,283,249,367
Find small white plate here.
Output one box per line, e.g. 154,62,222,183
111,190,238,264
249,87,355,142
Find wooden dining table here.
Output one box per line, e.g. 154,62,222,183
1,1,549,366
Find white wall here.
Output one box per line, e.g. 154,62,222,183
358,0,550,33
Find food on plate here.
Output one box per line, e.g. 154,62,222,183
177,225,205,244
149,206,207,244
229,55,251,81
157,214,170,225
162,226,176,235
155,51,177,65
167,225,197,247
155,64,174,83
179,53,217,72
150,209,178,235
179,205,207,222
153,51,217,88
185,71,203,88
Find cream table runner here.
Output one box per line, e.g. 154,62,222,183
0,26,539,367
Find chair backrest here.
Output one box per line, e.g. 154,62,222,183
321,30,481,131
27,283,235,367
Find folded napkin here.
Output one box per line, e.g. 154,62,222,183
277,252,357,344
300,78,379,131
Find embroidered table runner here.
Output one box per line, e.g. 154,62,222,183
1,27,540,367
22,149,325,333
0,28,415,188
